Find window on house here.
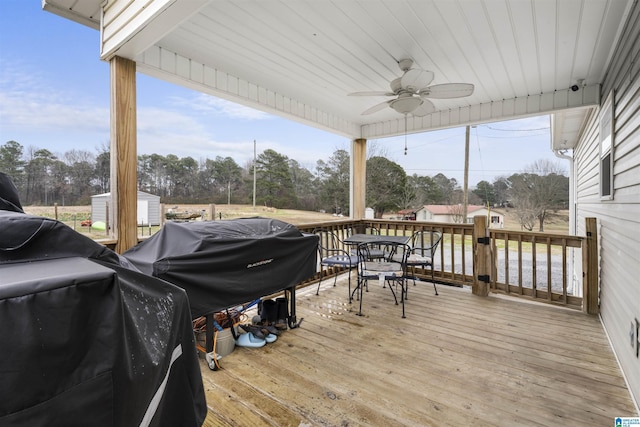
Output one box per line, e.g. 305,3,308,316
600,90,614,199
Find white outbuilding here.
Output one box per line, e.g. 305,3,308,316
91,191,161,226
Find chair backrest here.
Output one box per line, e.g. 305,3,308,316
410,231,442,258
313,228,346,258
346,225,380,237
356,241,410,271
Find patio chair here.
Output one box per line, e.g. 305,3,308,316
346,226,386,259
354,241,410,318
404,230,442,296
313,229,359,299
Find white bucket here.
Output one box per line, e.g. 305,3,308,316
196,325,237,357
213,326,237,357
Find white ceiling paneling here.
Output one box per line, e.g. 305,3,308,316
43,0,101,29
43,0,634,146
532,0,558,93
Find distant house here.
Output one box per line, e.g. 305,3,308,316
411,205,504,228
91,191,161,226
396,208,418,221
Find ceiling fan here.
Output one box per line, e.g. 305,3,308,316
348,58,474,116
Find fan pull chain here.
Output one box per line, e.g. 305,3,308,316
404,114,408,155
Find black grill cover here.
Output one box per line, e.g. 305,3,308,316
123,217,318,318
0,210,122,266
0,172,24,213
0,211,206,426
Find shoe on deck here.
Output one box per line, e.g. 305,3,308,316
265,333,277,343
235,332,266,348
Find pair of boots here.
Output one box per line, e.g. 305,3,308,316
259,298,288,330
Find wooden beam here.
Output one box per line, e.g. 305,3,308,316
351,138,366,219
473,215,490,296
110,56,138,254
583,217,599,314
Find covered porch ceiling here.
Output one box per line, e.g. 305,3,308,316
43,0,633,151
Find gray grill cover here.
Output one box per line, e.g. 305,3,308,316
123,217,318,318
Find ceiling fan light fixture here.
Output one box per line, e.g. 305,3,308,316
389,96,423,114
350,58,473,116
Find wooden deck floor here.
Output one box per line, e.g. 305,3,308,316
200,275,637,426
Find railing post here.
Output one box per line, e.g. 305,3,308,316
473,215,490,296
583,217,599,314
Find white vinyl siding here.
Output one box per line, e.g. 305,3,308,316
574,1,640,407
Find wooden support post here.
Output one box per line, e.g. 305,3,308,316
583,217,599,314
105,201,110,236
473,215,490,296
110,56,138,254
209,204,215,221
351,138,366,219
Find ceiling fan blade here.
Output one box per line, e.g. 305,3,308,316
348,91,395,96
421,83,474,99
400,69,434,92
411,99,435,117
361,100,391,115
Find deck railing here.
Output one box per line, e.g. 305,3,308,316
297,216,595,313
102,215,595,313
489,229,584,308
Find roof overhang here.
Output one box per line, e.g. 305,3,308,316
550,105,597,151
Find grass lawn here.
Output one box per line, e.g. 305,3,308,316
21,204,569,241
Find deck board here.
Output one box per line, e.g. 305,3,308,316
201,275,637,426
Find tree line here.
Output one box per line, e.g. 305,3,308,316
1,140,568,231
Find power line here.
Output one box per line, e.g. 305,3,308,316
471,131,549,139
404,168,524,173
485,125,549,132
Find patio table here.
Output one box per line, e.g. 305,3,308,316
343,234,411,245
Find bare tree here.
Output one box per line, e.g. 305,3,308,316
511,196,538,231
524,159,566,177
509,159,569,231
448,203,465,223
366,140,390,159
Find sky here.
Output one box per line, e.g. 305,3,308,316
0,1,565,187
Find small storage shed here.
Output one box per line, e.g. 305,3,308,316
91,191,161,226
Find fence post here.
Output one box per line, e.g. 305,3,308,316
209,204,215,221
473,215,490,296
583,217,599,314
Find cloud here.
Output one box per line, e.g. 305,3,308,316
170,93,273,120
0,66,260,162
0,65,109,135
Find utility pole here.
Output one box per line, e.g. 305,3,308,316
463,125,470,223
252,139,257,210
